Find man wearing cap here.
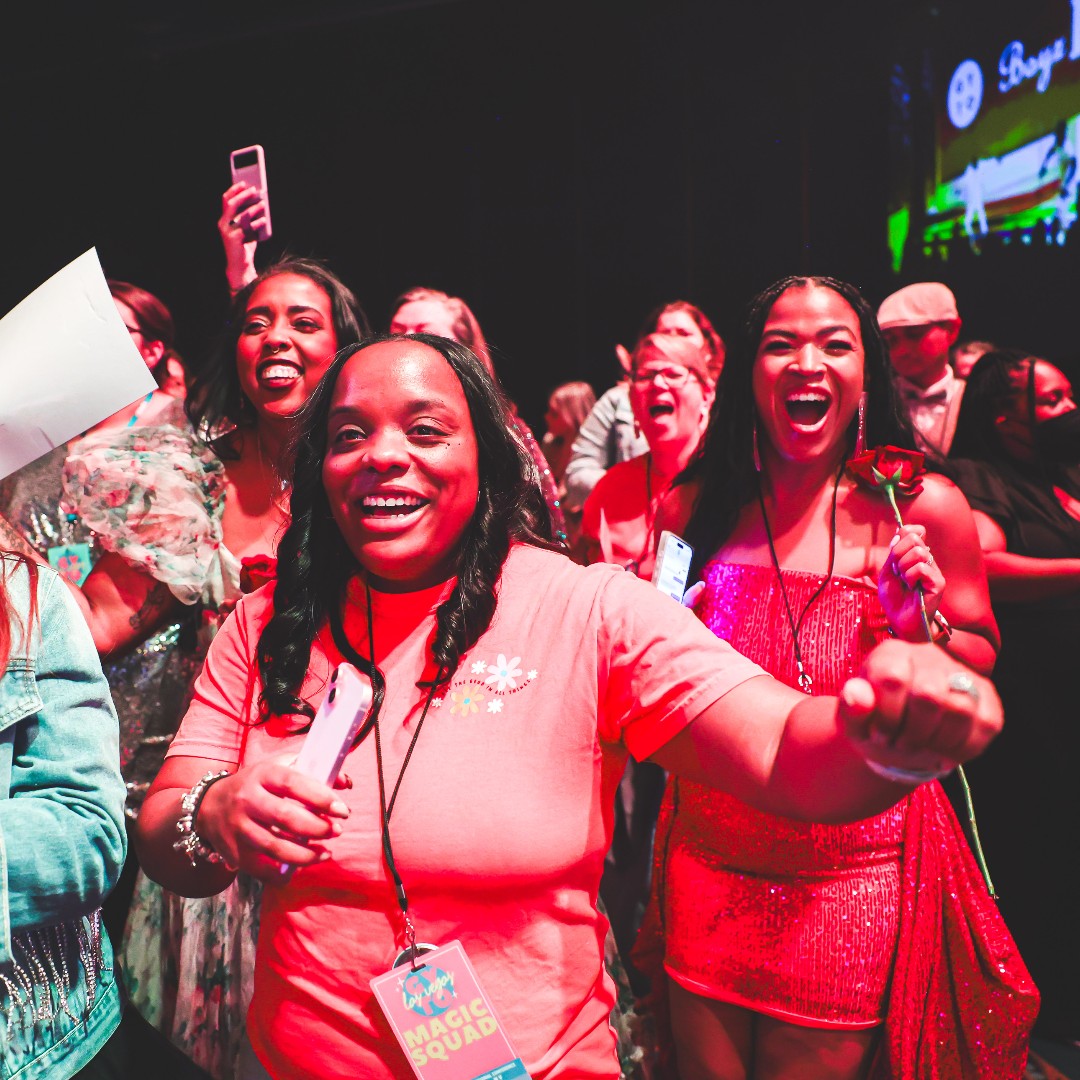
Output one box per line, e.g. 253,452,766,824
878,282,964,457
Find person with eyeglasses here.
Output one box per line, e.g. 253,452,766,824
577,332,716,998
578,333,715,576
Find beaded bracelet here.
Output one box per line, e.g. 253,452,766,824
173,770,232,868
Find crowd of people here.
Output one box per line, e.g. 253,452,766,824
0,177,1073,1080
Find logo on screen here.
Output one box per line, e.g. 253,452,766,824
948,60,983,129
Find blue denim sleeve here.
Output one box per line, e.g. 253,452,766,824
0,569,127,950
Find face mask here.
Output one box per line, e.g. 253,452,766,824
1034,408,1080,464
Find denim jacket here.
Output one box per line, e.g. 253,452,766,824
0,557,126,1079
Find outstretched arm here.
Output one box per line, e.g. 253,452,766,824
651,639,1000,824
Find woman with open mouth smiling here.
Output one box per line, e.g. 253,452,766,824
133,331,1009,1080
108,257,369,1079
579,332,715,577
636,276,1034,1079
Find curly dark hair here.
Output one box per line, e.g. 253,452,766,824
257,333,558,721
680,275,916,581
186,256,370,443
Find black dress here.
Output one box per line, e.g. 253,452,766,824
949,456,1080,1041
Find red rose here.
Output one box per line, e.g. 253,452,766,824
846,445,925,497
240,554,278,593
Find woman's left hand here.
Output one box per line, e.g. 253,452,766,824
879,524,945,641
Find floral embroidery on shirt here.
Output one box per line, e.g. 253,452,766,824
440,653,539,720
450,684,486,716
484,654,522,692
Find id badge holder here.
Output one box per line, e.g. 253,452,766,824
47,542,92,586
370,941,531,1080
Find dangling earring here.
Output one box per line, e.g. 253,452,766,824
752,417,762,473
854,391,868,456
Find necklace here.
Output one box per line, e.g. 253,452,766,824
756,466,842,693
254,432,291,516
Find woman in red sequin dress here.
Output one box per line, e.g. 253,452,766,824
638,277,1036,1078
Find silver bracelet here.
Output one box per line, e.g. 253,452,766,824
862,757,952,785
173,770,232,868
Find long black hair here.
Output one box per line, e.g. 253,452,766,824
680,275,915,581
186,256,370,443
257,333,557,720
949,348,1039,467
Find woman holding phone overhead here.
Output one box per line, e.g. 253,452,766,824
133,332,1003,1080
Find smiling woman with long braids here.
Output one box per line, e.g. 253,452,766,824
635,276,1035,1080
130,332,1005,1080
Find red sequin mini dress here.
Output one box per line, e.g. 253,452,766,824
658,562,901,1027
637,559,1038,1074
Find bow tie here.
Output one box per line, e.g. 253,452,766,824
899,385,949,408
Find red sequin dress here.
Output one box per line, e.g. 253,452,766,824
662,563,901,1026
638,561,1038,1076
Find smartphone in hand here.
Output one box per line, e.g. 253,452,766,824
229,144,272,242
291,663,374,787
651,530,693,603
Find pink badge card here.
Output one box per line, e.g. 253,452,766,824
370,940,531,1080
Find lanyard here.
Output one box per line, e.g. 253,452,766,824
329,581,443,969
126,391,155,427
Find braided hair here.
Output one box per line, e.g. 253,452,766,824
256,333,557,720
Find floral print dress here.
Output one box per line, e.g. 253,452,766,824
62,423,261,1080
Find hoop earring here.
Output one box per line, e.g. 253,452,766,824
854,391,868,456
753,417,762,473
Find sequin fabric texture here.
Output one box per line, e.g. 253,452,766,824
660,562,904,1026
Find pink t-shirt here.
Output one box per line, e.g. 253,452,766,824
169,543,763,1079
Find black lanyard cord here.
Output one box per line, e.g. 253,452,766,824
332,580,443,933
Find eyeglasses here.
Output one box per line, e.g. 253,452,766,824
630,367,693,389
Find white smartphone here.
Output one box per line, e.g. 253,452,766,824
280,663,373,881
291,663,374,787
651,530,693,602
229,144,272,242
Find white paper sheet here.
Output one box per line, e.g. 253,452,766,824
0,248,158,480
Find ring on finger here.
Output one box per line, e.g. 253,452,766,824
947,671,979,703
926,550,934,566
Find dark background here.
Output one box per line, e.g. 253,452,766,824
3,0,1076,434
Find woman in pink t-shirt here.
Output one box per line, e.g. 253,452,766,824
133,333,1003,1080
